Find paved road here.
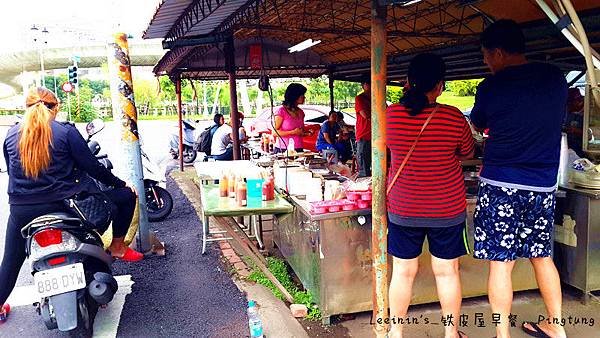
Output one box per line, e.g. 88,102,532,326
0,120,249,337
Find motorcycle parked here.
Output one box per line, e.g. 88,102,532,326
88,122,173,222
169,119,198,164
21,119,118,337
141,148,173,222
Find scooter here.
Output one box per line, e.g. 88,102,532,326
21,119,118,337
88,122,174,222
141,148,173,222
169,119,197,164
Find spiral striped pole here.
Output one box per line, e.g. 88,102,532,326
107,33,151,253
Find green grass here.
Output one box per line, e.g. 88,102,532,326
437,92,475,112
341,92,474,113
246,257,322,320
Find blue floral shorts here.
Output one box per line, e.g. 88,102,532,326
473,182,555,262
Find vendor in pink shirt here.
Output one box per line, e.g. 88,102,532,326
273,83,307,153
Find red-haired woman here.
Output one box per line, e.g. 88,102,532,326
0,87,143,320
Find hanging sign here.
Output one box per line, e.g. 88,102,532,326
249,44,262,70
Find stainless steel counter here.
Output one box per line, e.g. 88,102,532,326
554,185,600,301
559,183,600,199
274,196,538,324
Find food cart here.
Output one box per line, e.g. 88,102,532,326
144,1,600,332
270,161,539,324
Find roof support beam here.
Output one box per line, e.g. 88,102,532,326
162,34,229,49
232,23,477,38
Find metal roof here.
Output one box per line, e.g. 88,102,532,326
143,0,249,40
144,0,600,80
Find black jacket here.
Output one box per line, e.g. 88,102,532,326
3,121,125,205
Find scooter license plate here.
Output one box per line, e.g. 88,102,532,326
34,263,86,298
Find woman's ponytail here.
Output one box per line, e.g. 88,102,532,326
401,87,429,116
400,53,446,116
19,87,59,179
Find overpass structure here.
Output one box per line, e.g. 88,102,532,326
0,40,165,96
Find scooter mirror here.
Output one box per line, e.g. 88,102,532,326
86,119,105,137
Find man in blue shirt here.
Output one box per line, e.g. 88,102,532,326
316,112,350,162
470,20,567,338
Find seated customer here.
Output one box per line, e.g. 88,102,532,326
211,113,225,137
210,115,247,161
316,112,350,162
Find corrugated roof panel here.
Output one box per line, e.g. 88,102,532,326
186,0,248,36
143,0,195,39
144,0,249,40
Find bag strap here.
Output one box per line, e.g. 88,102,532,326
386,105,439,196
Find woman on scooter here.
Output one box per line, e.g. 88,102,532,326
0,87,143,320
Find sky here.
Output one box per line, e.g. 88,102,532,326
0,0,162,52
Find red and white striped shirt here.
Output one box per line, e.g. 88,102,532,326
386,103,474,227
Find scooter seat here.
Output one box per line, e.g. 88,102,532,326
21,213,82,238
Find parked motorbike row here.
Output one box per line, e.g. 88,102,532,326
16,119,173,336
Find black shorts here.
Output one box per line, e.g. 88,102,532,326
388,221,470,259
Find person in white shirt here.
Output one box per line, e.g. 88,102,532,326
210,113,247,161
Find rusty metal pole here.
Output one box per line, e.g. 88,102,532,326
225,37,241,160
328,68,335,112
107,33,151,253
371,1,389,337
175,76,184,171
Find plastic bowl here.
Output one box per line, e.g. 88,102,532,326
357,200,371,209
342,203,356,211
360,192,372,201
328,205,341,212
346,192,360,201
312,206,328,214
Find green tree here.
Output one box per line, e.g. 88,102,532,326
446,79,483,96
133,78,160,110
386,86,404,104
67,86,97,122
334,81,362,105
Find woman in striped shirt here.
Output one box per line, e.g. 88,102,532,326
386,53,474,338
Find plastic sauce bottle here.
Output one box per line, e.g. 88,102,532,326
236,179,247,207
219,174,229,197
262,177,275,201
247,300,264,338
228,174,236,198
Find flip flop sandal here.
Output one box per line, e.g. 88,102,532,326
522,321,552,338
113,247,144,262
0,304,10,323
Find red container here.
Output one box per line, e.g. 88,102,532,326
357,200,371,209
262,178,275,201
360,192,372,201
328,205,341,212
342,202,356,211
346,191,360,201
312,206,328,214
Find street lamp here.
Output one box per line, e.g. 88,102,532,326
31,25,49,87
